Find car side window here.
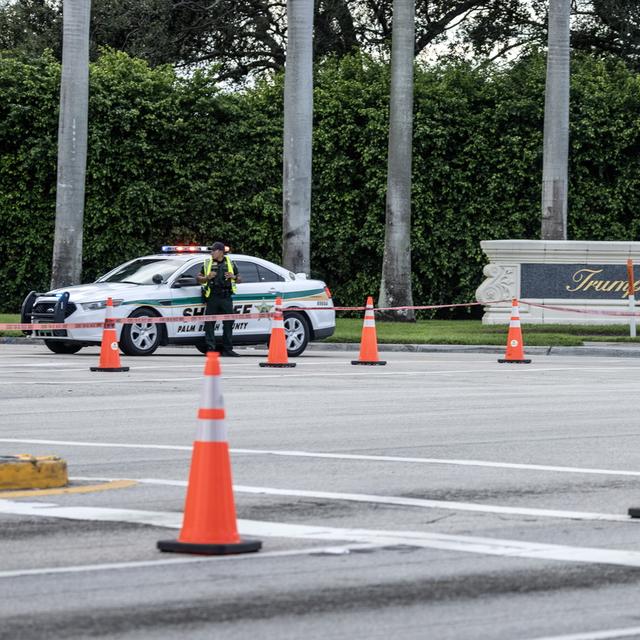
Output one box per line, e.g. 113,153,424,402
257,264,285,282
181,262,205,279
235,260,260,283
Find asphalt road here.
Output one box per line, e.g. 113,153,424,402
2,343,640,640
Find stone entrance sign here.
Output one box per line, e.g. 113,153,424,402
476,240,640,324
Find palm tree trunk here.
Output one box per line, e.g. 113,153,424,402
541,0,571,240
282,0,314,275
51,0,91,289
378,0,415,321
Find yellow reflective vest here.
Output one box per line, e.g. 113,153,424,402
202,255,237,298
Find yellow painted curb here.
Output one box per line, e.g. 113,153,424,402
0,479,137,499
0,454,68,490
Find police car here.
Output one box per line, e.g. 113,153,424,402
21,246,335,356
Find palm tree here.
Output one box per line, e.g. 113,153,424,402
541,0,571,240
282,0,314,275
51,0,91,289
378,0,415,321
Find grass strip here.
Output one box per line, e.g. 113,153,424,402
0,314,22,337
327,319,640,347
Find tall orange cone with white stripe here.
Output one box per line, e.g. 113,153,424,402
90,298,129,372
259,297,296,368
351,296,386,366
158,352,261,555
498,299,531,364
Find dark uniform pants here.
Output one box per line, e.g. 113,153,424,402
204,295,234,352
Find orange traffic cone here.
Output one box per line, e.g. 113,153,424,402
498,299,531,364
351,296,386,366
90,298,129,372
259,297,296,368
158,352,262,555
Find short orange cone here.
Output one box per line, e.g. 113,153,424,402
498,299,531,364
90,298,129,372
259,297,296,368
351,296,386,366
158,352,262,555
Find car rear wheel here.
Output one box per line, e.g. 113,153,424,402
283,311,310,357
120,308,163,356
195,342,208,355
44,340,83,355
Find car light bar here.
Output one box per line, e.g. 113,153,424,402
161,245,209,253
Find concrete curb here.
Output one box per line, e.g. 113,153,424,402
4,336,640,358
0,336,39,344
0,455,68,490
306,342,541,355
307,342,640,358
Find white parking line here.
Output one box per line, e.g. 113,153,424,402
1,500,640,569
527,626,640,640
0,543,381,579
4,438,640,478
71,476,634,523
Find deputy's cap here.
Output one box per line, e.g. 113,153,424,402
210,241,225,251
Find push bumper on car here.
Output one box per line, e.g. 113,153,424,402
20,291,108,343
21,291,71,338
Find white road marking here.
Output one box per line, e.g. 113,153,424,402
527,626,640,640
0,438,191,451
2,363,82,368
2,500,640,569
6,364,640,384
4,377,203,385
5,437,640,478
0,359,489,369
6,364,205,372
0,543,381,579
70,476,634,523
231,449,640,478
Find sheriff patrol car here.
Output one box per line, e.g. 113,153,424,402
21,247,335,356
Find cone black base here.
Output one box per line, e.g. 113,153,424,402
351,360,387,366
259,362,296,368
497,359,531,364
90,366,130,372
157,538,262,555
629,508,640,518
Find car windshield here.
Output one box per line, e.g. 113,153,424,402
97,258,185,285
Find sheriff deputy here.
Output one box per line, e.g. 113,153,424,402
197,242,242,356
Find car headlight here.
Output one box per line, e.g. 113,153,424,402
80,299,124,311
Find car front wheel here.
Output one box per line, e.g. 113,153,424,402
44,340,83,355
120,309,163,356
283,311,310,357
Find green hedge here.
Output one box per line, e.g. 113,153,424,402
1,50,640,314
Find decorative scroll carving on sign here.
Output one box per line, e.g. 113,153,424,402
476,264,516,303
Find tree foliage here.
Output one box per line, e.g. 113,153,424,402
1,50,640,314
573,0,640,64
3,0,640,82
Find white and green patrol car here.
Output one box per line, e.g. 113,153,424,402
21,247,335,356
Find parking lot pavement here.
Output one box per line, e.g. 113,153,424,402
2,343,640,639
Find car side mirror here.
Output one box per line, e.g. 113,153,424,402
152,274,164,284
173,276,198,288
